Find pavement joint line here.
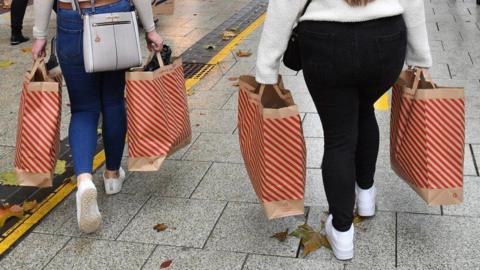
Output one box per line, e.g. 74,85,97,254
201,201,229,249
188,162,214,199
40,235,73,270
0,3,267,256
139,244,158,270
468,144,479,176
114,194,153,241
240,253,250,270
395,212,398,268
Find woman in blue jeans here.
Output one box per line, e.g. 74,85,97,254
31,0,163,233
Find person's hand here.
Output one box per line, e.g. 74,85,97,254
32,38,47,60
146,31,164,52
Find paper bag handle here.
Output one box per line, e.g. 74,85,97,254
143,51,165,69
411,67,436,90
27,58,49,82
259,84,289,100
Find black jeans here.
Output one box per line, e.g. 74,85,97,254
298,15,407,232
10,0,57,35
10,0,29,35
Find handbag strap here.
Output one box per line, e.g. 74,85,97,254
71,0,96,16
300,0,312,17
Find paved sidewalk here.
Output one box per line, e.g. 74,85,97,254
1,0,480,269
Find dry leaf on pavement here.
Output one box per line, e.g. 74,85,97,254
160,259,173,268
222,30,237,40
154,223,169,232
54,160,67,175
236,50,252,57
228,77,238,81
20,48,32,53
290,224,331,257
271,229,289,242
0,60,14,68
0,171,18,186
0,205,24,228
23,200,38,213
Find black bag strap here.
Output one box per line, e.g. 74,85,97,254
300,0,312,17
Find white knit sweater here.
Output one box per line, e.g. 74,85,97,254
255,0,433,84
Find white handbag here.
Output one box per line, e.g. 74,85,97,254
72,0,142,73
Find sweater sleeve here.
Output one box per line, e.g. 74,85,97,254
33,0,55,39
255,0,307,84
132,0,156,33
399,0,432,67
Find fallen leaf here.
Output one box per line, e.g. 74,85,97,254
353,214,364,225
23,200,38,213
227,27,238,32
271,229,289,242
195,124,200,127
54,160,67,175
0,171,18,186
290,223,331,257
222,30,236,40
154,223,168,232
228,77,238,81
20,48,32,53
236,50,252,57
0,205,24,228
203,44,216,50
0,60,14,68
232,83,240,87
199,113,206,115
160,259,173,269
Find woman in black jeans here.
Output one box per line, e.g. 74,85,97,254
256,0,432,260
10,0,57,45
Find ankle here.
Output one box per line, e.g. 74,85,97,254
104,170,119,179
77,173,93,187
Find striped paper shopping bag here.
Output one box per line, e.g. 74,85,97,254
238,75,307,219
391,68,465,205
14,59,62,187
126,52,192,171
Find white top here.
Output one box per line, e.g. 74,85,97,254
255,0,433,84
34,0,155,39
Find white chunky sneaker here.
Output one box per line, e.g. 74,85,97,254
325,214,354,260
76,179,102,233
355,183,376,217
103,167,125,195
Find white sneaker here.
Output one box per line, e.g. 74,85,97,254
355,183,376,217
325,214,354,260
103,167,125,195
76,179,102,233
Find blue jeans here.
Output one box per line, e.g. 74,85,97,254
56,0,132,176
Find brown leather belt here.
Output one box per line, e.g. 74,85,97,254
57,0,120,10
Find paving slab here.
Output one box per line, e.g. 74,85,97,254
291,92,317,113
305,138,324,169
191,162,258,203
121,160,211,198
244,254,343,270
304,169,328,207
118,197,226,248
304,208,396,269
0,233,71,270
464,144,477,175
205,202,305,257
397,213,480,269
188,90,234,110
43,238,155,270
183,133,244,163
167,132,202,160
465,118,480,144
142,246,246,270
190,109,238,134
302,113,323,138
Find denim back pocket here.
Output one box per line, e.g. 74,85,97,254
298,29,336,87
56,11,84,63
376,30,407,74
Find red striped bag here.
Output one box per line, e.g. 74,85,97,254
14,59,62,187
238,75,307,219
126,53,192,171
391,68,465,205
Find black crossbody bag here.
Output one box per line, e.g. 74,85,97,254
282,0,312,71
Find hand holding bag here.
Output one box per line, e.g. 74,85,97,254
72,0,142,73
283,0,312,71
